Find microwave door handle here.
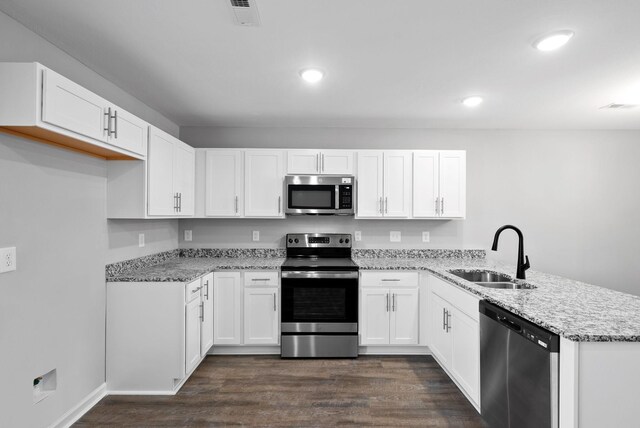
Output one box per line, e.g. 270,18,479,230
335,185,339,210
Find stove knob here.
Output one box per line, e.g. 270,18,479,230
288,239,293,243
339,239,344,243
294,238,299,243
345,238,350,244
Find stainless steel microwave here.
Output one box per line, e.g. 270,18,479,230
284,175,355,215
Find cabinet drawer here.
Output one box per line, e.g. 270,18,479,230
360,271,419,287
244,271,279,287
186,278,202,302
430,275,480,321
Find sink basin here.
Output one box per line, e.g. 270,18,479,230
447,269,535,290
448,270,512,283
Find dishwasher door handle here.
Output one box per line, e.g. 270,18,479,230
498,315,522,332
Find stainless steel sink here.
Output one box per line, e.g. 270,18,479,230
447,269,535,290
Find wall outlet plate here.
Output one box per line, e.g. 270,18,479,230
184,230,193,242
138,233,145,248
0,247,16,273
422,231,430,243
354,231,362,242
252,231,260,241
390,231,401,242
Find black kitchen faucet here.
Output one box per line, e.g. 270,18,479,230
491,225,530,280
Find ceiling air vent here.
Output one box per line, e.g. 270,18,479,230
599,103,638,110
228,0,260,26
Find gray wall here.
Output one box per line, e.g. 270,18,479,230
180,126,640,297
0,11,178,427
107,220,179,264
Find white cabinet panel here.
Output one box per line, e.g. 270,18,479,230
287,150,320,174
213,272,242,345
147,128,175,216
430,292,452,365
174,142,195,216
185,296,202,373
383,152,412,218
390,288,419,345
450,308,480,403
321,150,354,174
42,68,108,143
244,287,279,345
205,150,243,217
108,106,147,157
200,273,214,356
439,151,466,218
360,288,390,345
244,150,285,218
356,151,384,217
412,151,439,218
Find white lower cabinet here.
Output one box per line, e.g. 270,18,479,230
200,273,214,356
428,274,480,408
214,271,280,347
106,274,211,394
359,271,421,346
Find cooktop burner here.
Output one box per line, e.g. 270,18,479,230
282,233,358,272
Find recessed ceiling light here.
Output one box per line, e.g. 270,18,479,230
462,96,483,108
300,68,324,84
534,30,574,51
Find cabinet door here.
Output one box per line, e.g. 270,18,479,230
205,150,243,217
412,151,439,218
200,273,214,356
360,288,390,345
243,287,279,345
109,106,148,157
450,307,480,404
174,142,195,216
383,151,412,218
185,296,202,373
213,272,242,345
439,151,466,218
287,150,320,174
147,128,176,216
356,151,384,218
430,293,452,366
41,69,108,143
244,150,285,217
321,150,354,175
390,288,419,345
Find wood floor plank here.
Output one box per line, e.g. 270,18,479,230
75,355,486,427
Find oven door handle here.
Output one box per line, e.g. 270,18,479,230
281,271,359,279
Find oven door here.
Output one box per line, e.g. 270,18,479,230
281,271,358,333
285,184,337,215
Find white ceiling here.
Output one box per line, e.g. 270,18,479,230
1,0,640,129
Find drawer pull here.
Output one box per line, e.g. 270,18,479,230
252,278,270,281
381,279,400,282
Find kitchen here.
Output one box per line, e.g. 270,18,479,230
1,1,640,427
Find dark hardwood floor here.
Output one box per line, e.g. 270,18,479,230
75,355,485,427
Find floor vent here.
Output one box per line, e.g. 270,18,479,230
228,0,260,26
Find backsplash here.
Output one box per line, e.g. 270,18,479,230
105,249,181,277
180,248,286,258
352,249,485,259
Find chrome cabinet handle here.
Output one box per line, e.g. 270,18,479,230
385,197,388,214
441,197,445,216
379,196,383,214
435,197,439,215
235,195,238,214
446,311,451,332
381,279,400,282
103,107,111,135
251,278,270,281
392,293,396,311
112,110,118,138
174,193,178,212
316,154,320,172
321,153,325,172
204,280,209,299
200,301,204,322
386,293,390,312
177,193,182,212
278,196,281,214
273,293,277,311
443,308,446,330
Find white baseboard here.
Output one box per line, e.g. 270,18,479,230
49,383,107,428
210,346,281,355
359,345,430,355
108,390,177,396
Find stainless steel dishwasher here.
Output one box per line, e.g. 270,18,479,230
479,301,559,428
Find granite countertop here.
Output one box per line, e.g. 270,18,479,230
356,257,640,342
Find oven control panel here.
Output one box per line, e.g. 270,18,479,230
286,233,352,248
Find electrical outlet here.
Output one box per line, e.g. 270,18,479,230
390,231,401,242
184,230,193,242
422,231,430,243
354,231,362,242
138,233,145,248
252,231,260,241
0,247,16,273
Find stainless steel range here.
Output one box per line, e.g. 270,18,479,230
280,233,359,358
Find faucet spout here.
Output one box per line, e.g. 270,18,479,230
491,225,530,280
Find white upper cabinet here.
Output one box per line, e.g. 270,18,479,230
287,150,354,175
147,126,195,217
204,150,244,217
356,151,411,218
244,150,285,218
413,150,466,219
0,62,147,159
